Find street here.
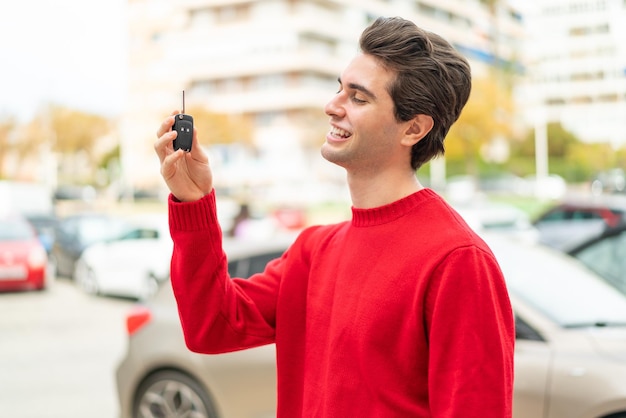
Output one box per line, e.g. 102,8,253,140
0,278,136,418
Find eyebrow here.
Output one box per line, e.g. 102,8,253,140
337,77,378,101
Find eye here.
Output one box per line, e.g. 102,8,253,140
351,95,366,104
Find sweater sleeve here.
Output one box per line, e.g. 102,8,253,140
425,244,515,418
168,191,279,354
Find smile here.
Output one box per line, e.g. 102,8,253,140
330,126,352,139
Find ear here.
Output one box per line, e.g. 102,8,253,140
401,114,434,146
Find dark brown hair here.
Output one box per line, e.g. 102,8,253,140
359,16,472,169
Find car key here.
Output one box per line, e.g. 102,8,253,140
172,90,193,152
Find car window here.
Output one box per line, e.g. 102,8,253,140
0,219,34,240
539,208,605,223
537,210,569,222
571,210,600,221
77,218,129,246
228,251,284,278
515,316,544,341
119,228,160,240
574,231,626,294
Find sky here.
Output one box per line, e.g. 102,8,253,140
0,0,128,121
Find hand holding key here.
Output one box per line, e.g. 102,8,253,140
154,92,213,202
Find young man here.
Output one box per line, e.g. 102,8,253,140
154,16,515,418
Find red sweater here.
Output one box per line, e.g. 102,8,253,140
168,188,515,418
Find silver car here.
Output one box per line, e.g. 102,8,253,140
116,234,626,418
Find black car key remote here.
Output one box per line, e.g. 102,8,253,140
173,90,193,152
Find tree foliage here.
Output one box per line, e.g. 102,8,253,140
47,105,111,161
445,75,517,176
0,105,116,184
512,122,622,182
187,105,253,146
0,115,17,178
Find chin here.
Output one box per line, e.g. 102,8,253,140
320,144,348,168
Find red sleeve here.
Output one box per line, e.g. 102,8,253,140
425,245,515,418
168,191,280,354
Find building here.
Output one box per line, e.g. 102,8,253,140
520,0,626,147
122,0,525,196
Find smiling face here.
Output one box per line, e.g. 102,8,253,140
322,53,416,174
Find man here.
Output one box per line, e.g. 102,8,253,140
155,16,515,418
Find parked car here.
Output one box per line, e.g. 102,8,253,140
454,201,539,244
0,213,49,292
25,213,58,254
50,213,132,279
532,194,626,251
116,237,291,418
591,168,626,195
568,223,626,296
115,234,626,418
74,219,172,300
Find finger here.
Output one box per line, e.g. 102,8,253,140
189,128,210,163
154,130,177,162
156,114,177,138
160,149,185,181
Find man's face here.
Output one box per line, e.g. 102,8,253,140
322,53,412,172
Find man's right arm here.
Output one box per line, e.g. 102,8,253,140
168,190,278,354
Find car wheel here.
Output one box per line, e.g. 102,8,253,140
76,261,99,295
140,274,160,301
133,370,219,418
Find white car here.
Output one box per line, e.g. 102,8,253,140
74,219,172,300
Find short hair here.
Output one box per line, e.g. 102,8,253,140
359,16,472,170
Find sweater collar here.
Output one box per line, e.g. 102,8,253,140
351,188,438,227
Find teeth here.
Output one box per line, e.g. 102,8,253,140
331,127,351,138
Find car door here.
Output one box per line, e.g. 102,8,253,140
513,315,552,418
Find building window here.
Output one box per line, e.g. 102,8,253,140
598,94,619,103
299,71,335,90
254,74,287,90
215,3,250,23
570,23,609,36
255,111,283,127
299,33,336,55
189,7,213,28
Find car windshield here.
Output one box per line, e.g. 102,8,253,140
490,236,626,328
78,218,131,246
0,218,34,241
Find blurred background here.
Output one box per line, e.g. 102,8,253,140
3,0,626,417
1,0,625,218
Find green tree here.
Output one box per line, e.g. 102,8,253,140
509,122,617,183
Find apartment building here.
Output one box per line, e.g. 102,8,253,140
520,0,626,147
122,0,524,192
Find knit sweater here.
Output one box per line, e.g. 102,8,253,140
168,188,515,418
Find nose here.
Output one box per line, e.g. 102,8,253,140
324,93,345,118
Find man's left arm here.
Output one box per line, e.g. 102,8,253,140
426,245,515,418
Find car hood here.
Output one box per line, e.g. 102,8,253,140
587,327,626,362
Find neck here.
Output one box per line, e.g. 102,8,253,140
347,170,423,209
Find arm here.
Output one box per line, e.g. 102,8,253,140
155,113,279,353
425,245,515,418
168,191,280,353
